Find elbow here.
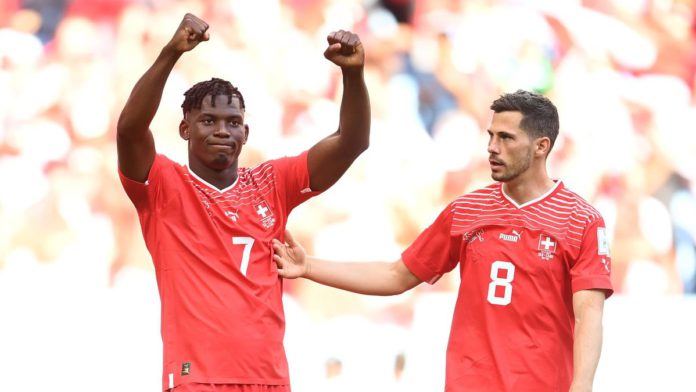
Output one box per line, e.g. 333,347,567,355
116,114,131,138
392,284,409,296
356,139,369,155
353,132,370,155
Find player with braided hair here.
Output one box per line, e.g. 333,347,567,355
116,13,370,392
180,77,247,114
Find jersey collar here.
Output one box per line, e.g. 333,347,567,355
186,166,239,193
500,180,563,209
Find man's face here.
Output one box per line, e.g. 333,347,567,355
181,94,248,171
487,111,534,183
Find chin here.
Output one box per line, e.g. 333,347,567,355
210,154,233,168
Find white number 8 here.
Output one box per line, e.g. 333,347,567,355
487,261,515,306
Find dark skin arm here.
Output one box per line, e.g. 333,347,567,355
306,30,371,192
116,13,209,182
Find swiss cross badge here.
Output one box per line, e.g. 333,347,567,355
254,200,275,229
537,234,557,261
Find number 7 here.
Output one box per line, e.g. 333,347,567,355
232,236,255,276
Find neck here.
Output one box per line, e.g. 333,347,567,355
502,171,556,206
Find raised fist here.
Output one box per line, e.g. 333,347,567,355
166,13,210,53
324,30,364,70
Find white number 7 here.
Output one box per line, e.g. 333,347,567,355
232,236,255,276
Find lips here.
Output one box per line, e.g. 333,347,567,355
209,141,238,151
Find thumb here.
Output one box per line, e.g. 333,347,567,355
324,43,342,56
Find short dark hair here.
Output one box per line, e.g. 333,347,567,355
490,90,559,151
181,77,246,115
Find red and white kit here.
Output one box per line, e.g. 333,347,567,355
403,181,613,392
120,152,319,391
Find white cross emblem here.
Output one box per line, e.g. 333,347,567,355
540,236,555,250
537,234,557,261
256,204,269,218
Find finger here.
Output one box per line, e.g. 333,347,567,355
346,34,359,48
183,14,209,40
328,30,353,45
328,31,358,55
272,239,285,255
284,230,297,248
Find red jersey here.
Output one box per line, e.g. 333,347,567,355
402,181,613,392
119,152,320,391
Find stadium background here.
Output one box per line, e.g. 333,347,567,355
0,0,695,390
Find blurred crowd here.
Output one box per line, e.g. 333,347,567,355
1,0,696,331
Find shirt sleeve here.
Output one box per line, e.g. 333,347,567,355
268,150,321,211
401,203,461,285
570,216,614,297
118,154,168,212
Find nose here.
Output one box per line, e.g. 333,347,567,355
213,121,231,137
487,136,499,155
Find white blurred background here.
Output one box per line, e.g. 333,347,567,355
1,0,695,391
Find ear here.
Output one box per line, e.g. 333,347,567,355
179,119,190,141
243,124,250,144
535,137,551,157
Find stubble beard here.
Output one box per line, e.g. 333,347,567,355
491,150,533,183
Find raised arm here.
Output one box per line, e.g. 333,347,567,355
306,30,371,192
116,13,209,182
272,231,421,296
569,289,606,392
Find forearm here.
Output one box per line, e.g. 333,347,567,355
337,68,370,154
117,48,182,139
304,256,413,296
570,299,604,391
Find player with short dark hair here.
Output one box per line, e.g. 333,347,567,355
273,90,612,392
116,13,370,392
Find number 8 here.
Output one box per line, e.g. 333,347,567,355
487,261,515,306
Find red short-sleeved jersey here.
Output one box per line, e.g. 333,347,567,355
402,181,613,392
119,152,320,391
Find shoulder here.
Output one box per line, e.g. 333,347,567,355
238,158,281,187
556,183,603,222
148,154,184,180
452,183,501,208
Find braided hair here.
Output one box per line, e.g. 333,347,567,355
181,77,246,115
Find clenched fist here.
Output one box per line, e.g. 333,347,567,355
165,13,210,53
324,30,364,70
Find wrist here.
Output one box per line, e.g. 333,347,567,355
304,258,312,278
159,45,185,61
341,66,364,78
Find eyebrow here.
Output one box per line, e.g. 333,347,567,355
198,112,243,119
488,129,514,135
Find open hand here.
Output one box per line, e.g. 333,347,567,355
166,13,210,53
272,230,308,279
324,30,364,70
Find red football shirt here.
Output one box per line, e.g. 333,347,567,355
119,152,320,391
402,181,613,392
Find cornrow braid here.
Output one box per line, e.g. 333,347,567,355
181,77,246,115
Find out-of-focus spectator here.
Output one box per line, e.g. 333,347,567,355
1,0,695,359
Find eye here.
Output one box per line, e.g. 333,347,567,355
202,118,214,125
